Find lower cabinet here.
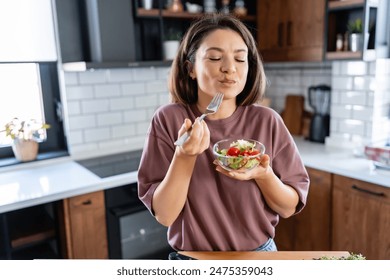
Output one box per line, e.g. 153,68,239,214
275,167,331,251
58,190,108,259
331,174,390,260
275,167,390,260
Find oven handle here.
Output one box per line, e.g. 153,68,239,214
109,204,146,217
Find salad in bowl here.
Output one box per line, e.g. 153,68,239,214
213,138,265,172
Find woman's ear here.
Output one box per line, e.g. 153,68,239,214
185,60,196,80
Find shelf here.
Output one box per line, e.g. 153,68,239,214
328,0,365,10
325,51,362,60
137,8,256,22
8,205,56,250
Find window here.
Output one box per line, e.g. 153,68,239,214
0,62,68,166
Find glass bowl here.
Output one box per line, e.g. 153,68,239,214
212,138,265,172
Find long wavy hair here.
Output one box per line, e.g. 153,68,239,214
168,13,266,106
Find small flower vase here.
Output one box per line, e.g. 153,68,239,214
12,139,39,162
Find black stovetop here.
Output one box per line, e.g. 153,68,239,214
76,150,143,178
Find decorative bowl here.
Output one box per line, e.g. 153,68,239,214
213,138,265,172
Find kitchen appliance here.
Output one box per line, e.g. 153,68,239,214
76,151,172,259
308,85,331,143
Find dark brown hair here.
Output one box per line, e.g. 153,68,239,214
168,13,266,106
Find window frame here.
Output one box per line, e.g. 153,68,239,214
0,62,68,167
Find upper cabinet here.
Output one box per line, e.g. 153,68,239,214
55,0,257,69
257,0,326,62
325,0,389,61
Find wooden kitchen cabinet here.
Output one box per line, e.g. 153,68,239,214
331,174,390,260
257,0,326,62
275,167,332,250
59,190,108,259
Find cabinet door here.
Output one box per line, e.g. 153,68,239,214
294,167,332,250
60,191,108,259
258,0,325,62
257,0,288,61
332,175,390,260
275,167,332,250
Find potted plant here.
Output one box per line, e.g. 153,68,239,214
347,18,363,52
1,118,50,162
163,29,182,61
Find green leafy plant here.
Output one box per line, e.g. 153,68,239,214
347,18,363,34
1,118,50,142
316,253,366,260
164,28,182,41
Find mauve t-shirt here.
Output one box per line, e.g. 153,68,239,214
138,103,309,251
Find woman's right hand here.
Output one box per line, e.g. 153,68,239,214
176,118,210,156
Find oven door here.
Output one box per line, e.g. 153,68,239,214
105,184,171,259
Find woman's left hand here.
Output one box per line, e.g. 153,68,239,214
214,154,272,181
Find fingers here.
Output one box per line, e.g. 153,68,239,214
177,118,210,156
177,118,192,138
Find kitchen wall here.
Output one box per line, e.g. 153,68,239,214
62,60,389,159
63,67,171,159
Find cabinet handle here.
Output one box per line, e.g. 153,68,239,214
278,22,284,47
287,21,292,46
82,199,92,205
351,185,385,197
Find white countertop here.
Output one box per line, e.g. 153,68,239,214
0,138,389,214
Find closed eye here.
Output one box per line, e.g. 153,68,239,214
209,57,221,61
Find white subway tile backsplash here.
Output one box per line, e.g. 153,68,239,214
339,91,367,105
68,115,96,130
339,119,365,136
68,130,83,145
123,109,148,123
66,101,81,115
146,80,169,93
340,61,367,76
331,104,352,119
81,99,109,114
96,112,122,126
132,67,157,81
136,121,151,135
94,84,121,98
84,127,110,142
353,76,375,91
109,97,134,111
107,69,133,82
65,85,94,100
135,94,158,108
63,72,78,85
121,82,146,95
332,76,354,90
78,70,108,84
112,124,136,138
351,106,373,121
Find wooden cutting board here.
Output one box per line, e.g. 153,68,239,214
281,95,305,135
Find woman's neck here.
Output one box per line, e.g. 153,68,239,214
196,98,237,120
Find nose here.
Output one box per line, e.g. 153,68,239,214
220,57,236,74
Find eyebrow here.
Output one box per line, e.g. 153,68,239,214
205,47,248,53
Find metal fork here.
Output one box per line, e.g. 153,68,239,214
174,92,224,146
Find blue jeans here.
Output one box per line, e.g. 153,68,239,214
254,238,278,251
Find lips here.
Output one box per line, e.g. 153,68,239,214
219,79,237,85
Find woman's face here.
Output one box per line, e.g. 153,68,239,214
190,28,249,101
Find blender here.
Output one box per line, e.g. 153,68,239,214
308,85,331,143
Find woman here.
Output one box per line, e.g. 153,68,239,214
138,13,309,253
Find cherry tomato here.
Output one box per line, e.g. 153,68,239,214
227,147,240,156
240,150,250,156
249,150,260,156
